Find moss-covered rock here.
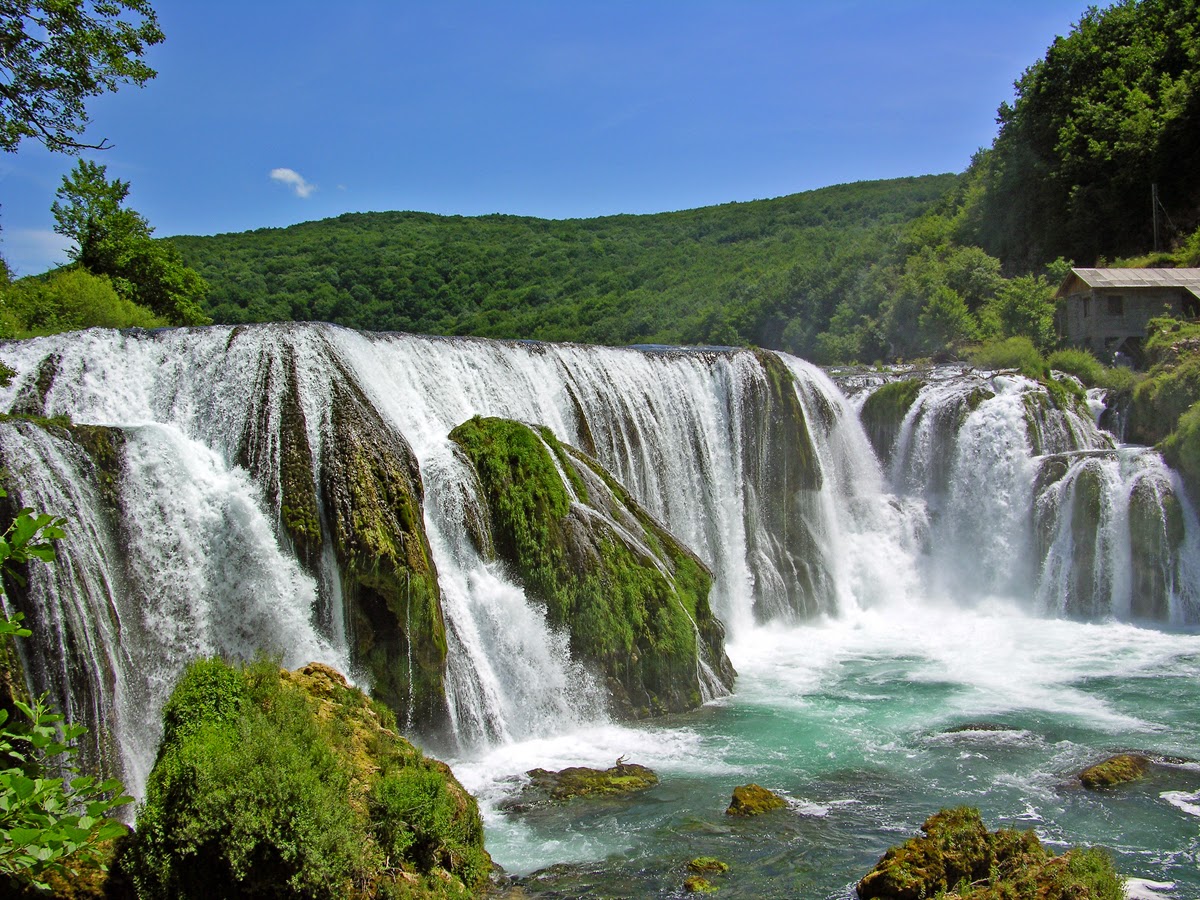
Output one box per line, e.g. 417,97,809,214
725,783,787,816
688,857,730,874
860,378,922,463
320,366,448,736
1128,478,1186,620
1079,753,1150,789
501,759,659,811
1067,461,1103,618
450,416,735,718
231,340,449,735
683,875,719,893
123,658,489,900
856,807,1124,900
742,350,829,620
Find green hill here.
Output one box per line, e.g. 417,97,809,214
171,175,956,350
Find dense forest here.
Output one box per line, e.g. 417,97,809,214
171,176,954,357
167,0,1200,364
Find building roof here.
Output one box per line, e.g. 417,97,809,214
1055,267,1200,300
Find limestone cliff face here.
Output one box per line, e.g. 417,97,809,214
449,416,735,718
233,337,449,736
741,350,828,619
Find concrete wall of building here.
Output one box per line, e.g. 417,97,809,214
1061,287,1185,355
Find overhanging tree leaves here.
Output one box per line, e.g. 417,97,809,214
0,0,163,153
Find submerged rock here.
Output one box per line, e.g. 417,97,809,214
500,758,659,812
725,783,787,816
450,415,735,718
856,807,1123,900
1079,754,1150,789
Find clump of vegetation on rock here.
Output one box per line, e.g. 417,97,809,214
856,806,1123,900
450,415,734,717
501,758,658,812
1078,754,1149,789
725,783,786,817
123,658,489,899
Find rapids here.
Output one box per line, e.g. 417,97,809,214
0,324,1197,896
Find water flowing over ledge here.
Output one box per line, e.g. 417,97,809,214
0,323,1197,801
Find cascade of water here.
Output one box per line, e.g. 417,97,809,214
780,356,925,610
3,325,1200,795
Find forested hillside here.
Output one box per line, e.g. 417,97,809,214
172,176,953,353
166,0,1199,364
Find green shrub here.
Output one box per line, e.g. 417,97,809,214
966,336,1045,377
1047,348,1104,385
126,658,490,899
0,268,166,338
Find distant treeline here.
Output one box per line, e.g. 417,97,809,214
171,176,953,357
171,0,1200,363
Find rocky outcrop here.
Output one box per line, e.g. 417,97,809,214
500,759,659,811
860,377,922,463
123,658,489,899
725,783,786,816
450,416,735,718
856,807,1123,900
1079,754,1150,789
233,337,449,735
742,350,829,619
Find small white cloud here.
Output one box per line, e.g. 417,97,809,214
269,167,316,198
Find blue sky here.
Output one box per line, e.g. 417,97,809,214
1,1,1092,277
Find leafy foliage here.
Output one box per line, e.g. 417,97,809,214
127,658,489,899
0,266,166,337
173,176,956,352
51,159,211,326
964,0,1200,269
0,496,132,892
0,1,162,153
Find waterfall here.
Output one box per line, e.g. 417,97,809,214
2,326,1198,795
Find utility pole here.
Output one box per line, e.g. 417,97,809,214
1152,183,1160,252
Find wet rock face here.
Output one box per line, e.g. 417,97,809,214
741,350,829,620
319,371,449,737
449,415,735,719
860,378,922,464
233,340,450,737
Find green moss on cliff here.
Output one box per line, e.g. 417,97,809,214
744,351,828,619
320,372,448,734
860,378,922,461
449,416,734,717
125,658,489,899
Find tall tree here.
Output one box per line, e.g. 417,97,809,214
0,0,162,153
52,159,210,325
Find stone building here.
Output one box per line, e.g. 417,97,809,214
1055,267,1200,361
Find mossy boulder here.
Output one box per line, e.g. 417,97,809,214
742,350,829,620
856,807,1124,900
123,658,489,899
683,875,719,893
501,758,659,811
450,416,735,718
688,857,730,874
725,783,787,816
860,378,922,463
1079,753,1150,789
